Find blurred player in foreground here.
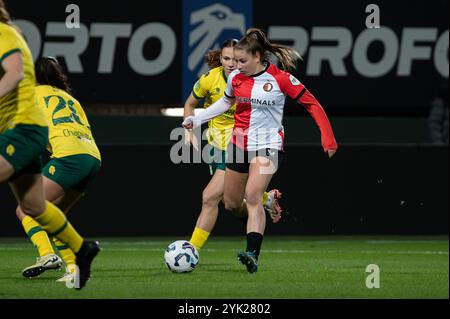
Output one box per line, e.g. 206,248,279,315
0,0,99,289
16,56,101,283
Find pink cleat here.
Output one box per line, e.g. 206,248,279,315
264,189,283,223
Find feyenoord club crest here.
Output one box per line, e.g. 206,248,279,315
263,82,273,92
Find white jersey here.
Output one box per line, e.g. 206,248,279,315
225,62,307,151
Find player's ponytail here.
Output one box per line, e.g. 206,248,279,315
204,50,222,69
35,56,72,95
204,38,238,69
0,0,11,24
237,28,302,71
0,0,20,33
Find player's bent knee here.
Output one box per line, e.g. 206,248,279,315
202,190,222,207
244,192,262,207
15,206,26,220
18,201,46,217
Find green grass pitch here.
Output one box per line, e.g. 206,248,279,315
0,236,447,299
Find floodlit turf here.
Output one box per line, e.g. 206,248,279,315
0,236,448,299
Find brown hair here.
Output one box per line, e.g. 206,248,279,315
0,0,11,24
0,0,21,33
35,56,72,94
204,38,238,69
235,28,302,71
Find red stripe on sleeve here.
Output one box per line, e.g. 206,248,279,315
298,90,338,152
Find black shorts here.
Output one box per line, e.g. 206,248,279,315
225,143,284,174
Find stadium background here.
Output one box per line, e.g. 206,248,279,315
0,0,448,237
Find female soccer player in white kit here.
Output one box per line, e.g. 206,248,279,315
184,28,338,273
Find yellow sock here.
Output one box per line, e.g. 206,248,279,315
53,237,76,265
35,201,83,253
262,192,269,206
21,215,54,257
189,227,210,250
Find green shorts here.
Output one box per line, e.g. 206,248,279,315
207,145,227,175
0,124,48,180
43,154,101,193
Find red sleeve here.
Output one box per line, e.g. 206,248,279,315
275,70,305,100
275,68,337,152
297,88,338,152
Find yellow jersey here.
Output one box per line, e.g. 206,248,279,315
192,66,236,150
35,85,101,161
0,23,47,133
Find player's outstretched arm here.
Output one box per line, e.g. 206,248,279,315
182,95,235,129
297,88,338,158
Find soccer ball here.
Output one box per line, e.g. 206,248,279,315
164,240,199,273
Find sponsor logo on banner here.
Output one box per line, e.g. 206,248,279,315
182,0,253,100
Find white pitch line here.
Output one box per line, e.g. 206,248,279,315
366,240,448,244
98,248,450,255
6,239,440,246
2,247,446,255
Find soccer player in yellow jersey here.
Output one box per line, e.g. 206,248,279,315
184,39,284,252
15,56,101,282
0,0,99,289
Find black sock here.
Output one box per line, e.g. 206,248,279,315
246,232,263,258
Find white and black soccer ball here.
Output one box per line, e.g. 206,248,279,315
164,240,199,273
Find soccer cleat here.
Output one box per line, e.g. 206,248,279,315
56,264,76,283
22,254,63,278
56,271,74,283
264,189,283,223
75,240,100,289
237,251,258,273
